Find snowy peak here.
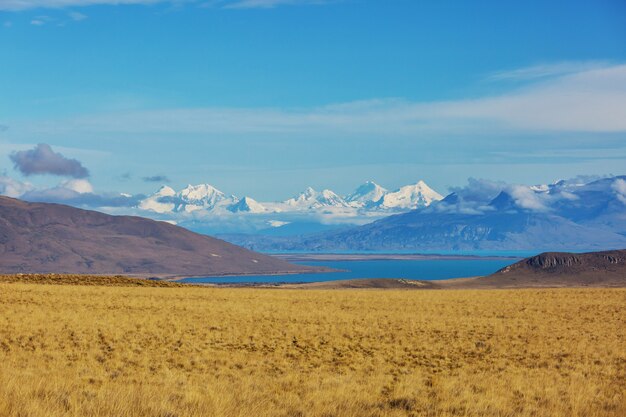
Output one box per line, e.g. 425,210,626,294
377,180,443,210
178,184,226,205
139,183,236,214
155,185,176,197
137,179,444,216
318,189,348,207
174,184,235,213
229,196,266,213
138,184,177,214
284,187,348,209
346,181,387,207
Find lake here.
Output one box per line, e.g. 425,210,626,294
179,258,519,284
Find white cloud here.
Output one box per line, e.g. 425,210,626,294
488,61,613,81
61,178,94,194
612,178,626,205
507,185,548,211
19,63,626,136
0,176,33,198
68,11,87,20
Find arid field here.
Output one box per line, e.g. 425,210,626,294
0,279,624,417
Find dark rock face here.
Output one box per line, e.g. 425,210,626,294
502,250,626,274
472,249,626,288
0,196,315,277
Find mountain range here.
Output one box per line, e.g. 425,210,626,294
222,176,626,252
138,180,443,216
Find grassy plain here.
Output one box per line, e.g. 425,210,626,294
0,280,624,417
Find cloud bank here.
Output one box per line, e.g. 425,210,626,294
434,176,616,215
10,143,90,178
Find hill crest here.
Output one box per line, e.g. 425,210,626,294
0,196,316,277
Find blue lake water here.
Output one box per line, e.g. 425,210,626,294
179,258,519,284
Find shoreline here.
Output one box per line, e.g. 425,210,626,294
271,253,523,262
167,253,521,282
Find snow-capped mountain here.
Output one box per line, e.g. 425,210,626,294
376,181,444,210
224,176,626,252
283,187,350,210
345,181,387,207
138,185,177,214
176,184,234,213
140,183,238,214
138,181,442,221
228,196,266,213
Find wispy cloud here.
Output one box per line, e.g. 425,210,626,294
68,11,87,20
0,0,334,11
220,0,336,9
142,175,170,183
20,63,626,136
487,61,614,81
0,1,164,12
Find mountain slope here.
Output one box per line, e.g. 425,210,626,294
376,181,443,210
0,196,316,277
463,250,626,288
345,181,388,207
228,196,266,213
283,187,349,210
289,209,626,251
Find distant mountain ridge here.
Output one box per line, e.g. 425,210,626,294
0,196,317,277
138,180,443,216
223,176,626,252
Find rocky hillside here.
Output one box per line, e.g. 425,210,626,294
468,249,626,288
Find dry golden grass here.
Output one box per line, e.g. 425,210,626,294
0,274,187,287
0,281,624,417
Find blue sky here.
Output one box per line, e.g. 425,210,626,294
1,0,626,200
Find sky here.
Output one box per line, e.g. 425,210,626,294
1,0,626,201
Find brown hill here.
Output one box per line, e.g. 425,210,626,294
452,249,626,288
0,196,318,277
